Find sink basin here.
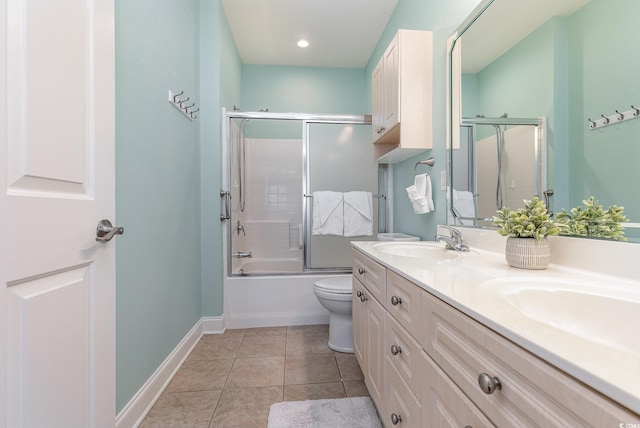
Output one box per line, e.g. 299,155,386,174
478,277,640,354
373,242,460,261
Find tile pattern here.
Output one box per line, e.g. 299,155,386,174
140,325,369,428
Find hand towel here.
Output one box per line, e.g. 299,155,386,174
343,191,373,237
452,189,476,225
406,173,433,214
312,191,343,235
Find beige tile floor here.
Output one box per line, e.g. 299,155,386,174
140,325,371,428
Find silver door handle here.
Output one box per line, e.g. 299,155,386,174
96,219,124,242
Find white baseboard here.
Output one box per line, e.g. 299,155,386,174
115,319,205,428
201,316,225,334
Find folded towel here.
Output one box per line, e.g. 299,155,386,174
343,191,373,237
312,191,343,235
452,189,476,225
406,173,434,214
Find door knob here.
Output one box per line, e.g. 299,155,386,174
96,219,124,243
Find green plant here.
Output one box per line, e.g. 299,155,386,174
555,197,628,241
492,196,559,242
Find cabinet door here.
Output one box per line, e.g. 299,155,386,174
382,34,399,130
371,59,384,140
352,277,367,370
365,292,386,418
386,353,421,427
421,350,495,428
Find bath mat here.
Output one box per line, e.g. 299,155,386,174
267,396,382,428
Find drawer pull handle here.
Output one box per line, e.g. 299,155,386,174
390,413,402,425
358,268,366,275
390,344,402,355
478,373,502,394
390,295,402,306
360,294,368,302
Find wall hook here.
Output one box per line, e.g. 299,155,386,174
588,118,596,128
600,114,610,125
632,105,640,117
183,103,195,110
615,110,625,121
173,91,184,102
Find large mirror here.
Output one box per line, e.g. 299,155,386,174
447,0,640,242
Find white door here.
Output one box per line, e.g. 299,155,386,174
0,1,116,427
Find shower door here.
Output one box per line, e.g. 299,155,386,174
304,121,377,270
228,117,304,275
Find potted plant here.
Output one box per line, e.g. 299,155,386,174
492,196,560,269
555,196,628,241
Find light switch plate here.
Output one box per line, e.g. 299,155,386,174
440,170,447,191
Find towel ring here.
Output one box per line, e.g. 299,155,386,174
414,157,435,173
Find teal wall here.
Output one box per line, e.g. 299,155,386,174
199,0,241,319
241,65,366,114
115,0,202,412
568,0,640,223
367,0,482,240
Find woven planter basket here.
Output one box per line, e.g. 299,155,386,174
505,237,550,270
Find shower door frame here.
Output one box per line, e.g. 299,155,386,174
222,109,374,277
452,116,547,224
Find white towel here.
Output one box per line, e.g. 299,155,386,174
312,191,343,235
406,173,434,214
452,189,476,225
343,191,373,237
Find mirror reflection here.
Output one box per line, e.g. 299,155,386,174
448,0,640,242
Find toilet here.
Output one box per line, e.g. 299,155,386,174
313,276,353,353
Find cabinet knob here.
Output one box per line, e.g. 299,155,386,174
390,413,402,425
390,295,402,306
358,268,365,275
360,293,367,302
478,373,502,394
377,127,386,135
356,290,363,298
390,344,402,356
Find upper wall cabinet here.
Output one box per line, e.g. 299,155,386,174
372,29,433,163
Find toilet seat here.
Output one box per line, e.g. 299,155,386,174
313,276,352,294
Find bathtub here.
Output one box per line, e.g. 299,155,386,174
233,258,303,275
224,272,352,329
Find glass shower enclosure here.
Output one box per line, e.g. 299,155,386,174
222,111,381,276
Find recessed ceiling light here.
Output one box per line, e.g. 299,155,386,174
297,39,309,48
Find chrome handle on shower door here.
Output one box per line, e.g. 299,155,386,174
220,189,230,221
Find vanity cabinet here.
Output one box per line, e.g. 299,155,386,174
419,288,637,427
352,253,386,418
352,248,640,427
371,29,433,164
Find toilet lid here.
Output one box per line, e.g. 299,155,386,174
314,276,352,294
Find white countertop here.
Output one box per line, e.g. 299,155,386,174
352,238,640,415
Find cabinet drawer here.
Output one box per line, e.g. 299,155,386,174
421,290,639,427
386,270,420,337
386,314,422,394
352,249,385,303
421,350,495,428
386,353,421,428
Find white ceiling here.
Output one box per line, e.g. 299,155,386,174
221,0,400,68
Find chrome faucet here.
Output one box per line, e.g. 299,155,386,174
435,226,470,252
232,251,252,258
236,220,246,236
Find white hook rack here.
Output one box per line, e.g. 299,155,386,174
168,90,199,121
587,105,639,130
